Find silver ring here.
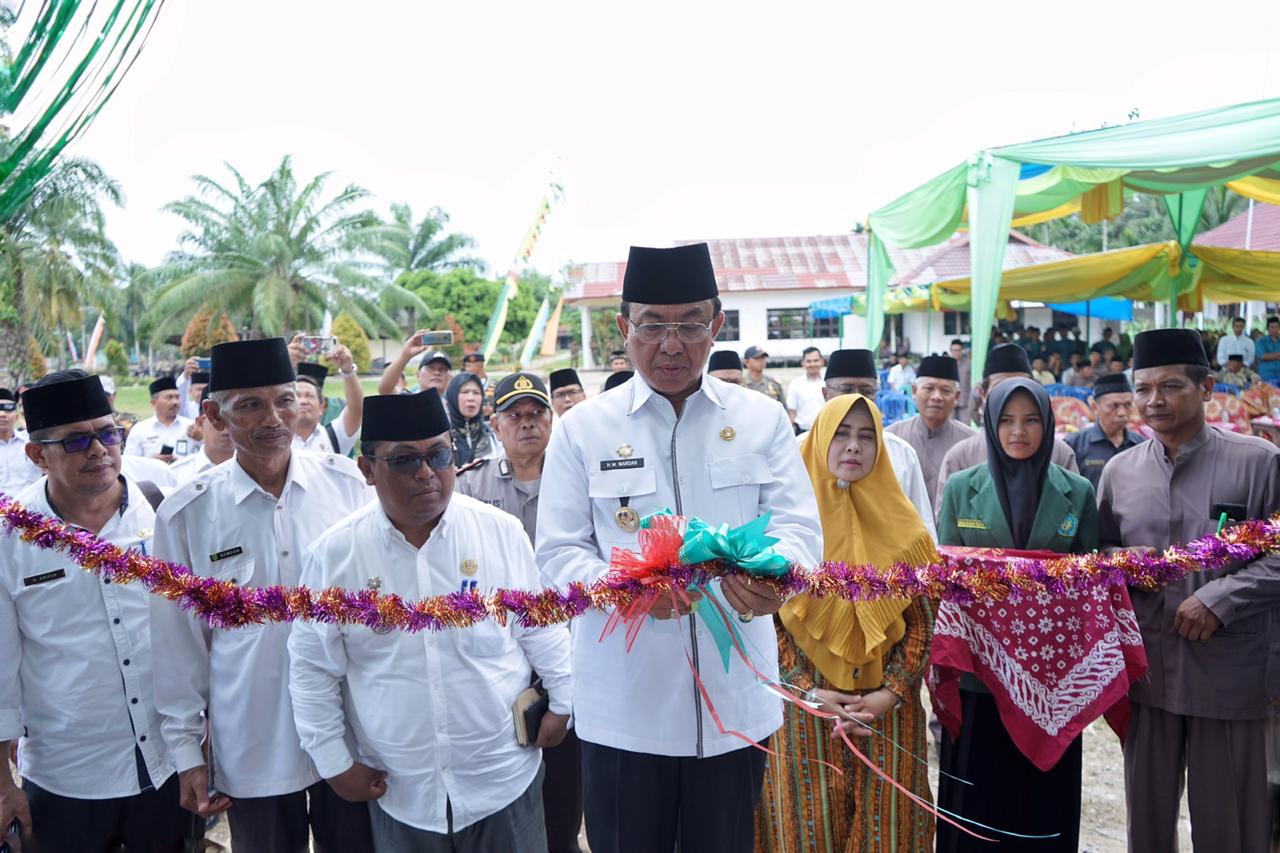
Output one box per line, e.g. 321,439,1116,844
737,611,754,623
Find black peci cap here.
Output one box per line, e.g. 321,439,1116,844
209,338,297,392
825,349,877,380
296,362,329,390
708,351,742,372
604,370,633,391
149,376,177,396
1131,329,1210,370
917,355,960,382
984,343,1032,378
1092,373,1132,397
548,368,581,392
362,390,451,442
23,372,113,431
621,244,718,305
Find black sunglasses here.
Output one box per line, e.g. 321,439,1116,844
365,446,454,474
34,427,125,454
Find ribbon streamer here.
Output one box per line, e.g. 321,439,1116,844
2,495,1277,633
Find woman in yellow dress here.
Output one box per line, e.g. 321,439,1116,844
756,393,937,853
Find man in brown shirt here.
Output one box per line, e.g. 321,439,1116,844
934,343,1079,511
886,354,973,503
1098,328,1279,853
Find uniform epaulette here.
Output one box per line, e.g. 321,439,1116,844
455,458,487,477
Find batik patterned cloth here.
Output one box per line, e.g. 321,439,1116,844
928,548,1147,771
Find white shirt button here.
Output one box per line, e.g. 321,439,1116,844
740,473,750,484
281,549,289,557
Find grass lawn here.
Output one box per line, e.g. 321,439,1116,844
111,377,388,419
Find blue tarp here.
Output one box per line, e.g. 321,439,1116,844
1045,297,1134,321
809,295,852,319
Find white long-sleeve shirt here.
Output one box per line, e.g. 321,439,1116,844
535,373,823,758
0,477,172,798
289,495,572,833
150,450,373,798
292,411,357,456
124,414,195,458
1216,333,1256,368
0,433,39,497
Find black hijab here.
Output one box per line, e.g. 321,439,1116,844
983,377,1055,549
444,372,493,465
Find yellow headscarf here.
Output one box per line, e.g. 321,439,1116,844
780,394,939,691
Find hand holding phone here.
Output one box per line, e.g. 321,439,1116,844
417,331,453,347
299,336,338,357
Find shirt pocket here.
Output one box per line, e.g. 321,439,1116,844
209,553,255,587
587,466,659,540
707,453,774,526
455,619,514,658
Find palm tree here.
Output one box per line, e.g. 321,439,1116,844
371,203,485,279
147,156,426,340
0,157,123,382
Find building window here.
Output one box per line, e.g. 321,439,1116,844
809,314,840,338
943,311,971,335
716,310,740,342
767,308,809,340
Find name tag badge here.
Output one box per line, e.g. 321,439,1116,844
1085,459,1106,467
956,518,988,530
601,458,645,471
209,546,244,563
23,569,66,587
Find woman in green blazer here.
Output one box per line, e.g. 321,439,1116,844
934,377,1098,853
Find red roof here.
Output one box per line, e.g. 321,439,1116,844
565,232,1071,302
1194,202,1280,252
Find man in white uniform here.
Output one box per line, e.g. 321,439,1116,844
796,349,937,538
537,243,823,853
169,387,235,484
785,346,825,432
290,390,572,852
125,376,194,461
150,338,375,853
292,351,362,456
0,371,190,850
0,388,39,496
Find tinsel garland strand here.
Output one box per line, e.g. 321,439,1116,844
3,496,1276,633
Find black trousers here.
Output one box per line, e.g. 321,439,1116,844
580,739,768,853
543,728,584,853
23,773,194,853
224,779,374,853
936,689,1082,853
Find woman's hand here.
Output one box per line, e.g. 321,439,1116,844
835,689,900,736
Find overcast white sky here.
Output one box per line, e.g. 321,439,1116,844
40,0,1280,278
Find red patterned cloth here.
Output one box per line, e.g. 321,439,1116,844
928,547,1148,771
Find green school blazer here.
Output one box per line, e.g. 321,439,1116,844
937,463,1100,554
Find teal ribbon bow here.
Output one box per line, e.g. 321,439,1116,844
679,512,790,577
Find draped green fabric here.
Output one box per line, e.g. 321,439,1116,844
866,97,1280,381
1,1,164,219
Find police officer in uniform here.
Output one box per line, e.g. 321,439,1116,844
536,243,823,853
1062,372,1145,491
457,371,584,852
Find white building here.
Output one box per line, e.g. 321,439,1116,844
564,232,1071,367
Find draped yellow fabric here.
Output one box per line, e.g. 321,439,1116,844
1225,176,1280,206
1080,178,1124,224
780,395,939,691
1193,245,1280,302
931,241,1180,304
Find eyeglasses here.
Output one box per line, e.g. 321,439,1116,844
627,319,713,345
825,381,878,397
497,407,549,424
34,427,125,454
551,388,585,401
365,446,454,474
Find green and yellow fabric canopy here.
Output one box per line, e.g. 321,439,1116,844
865,97,1280,383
